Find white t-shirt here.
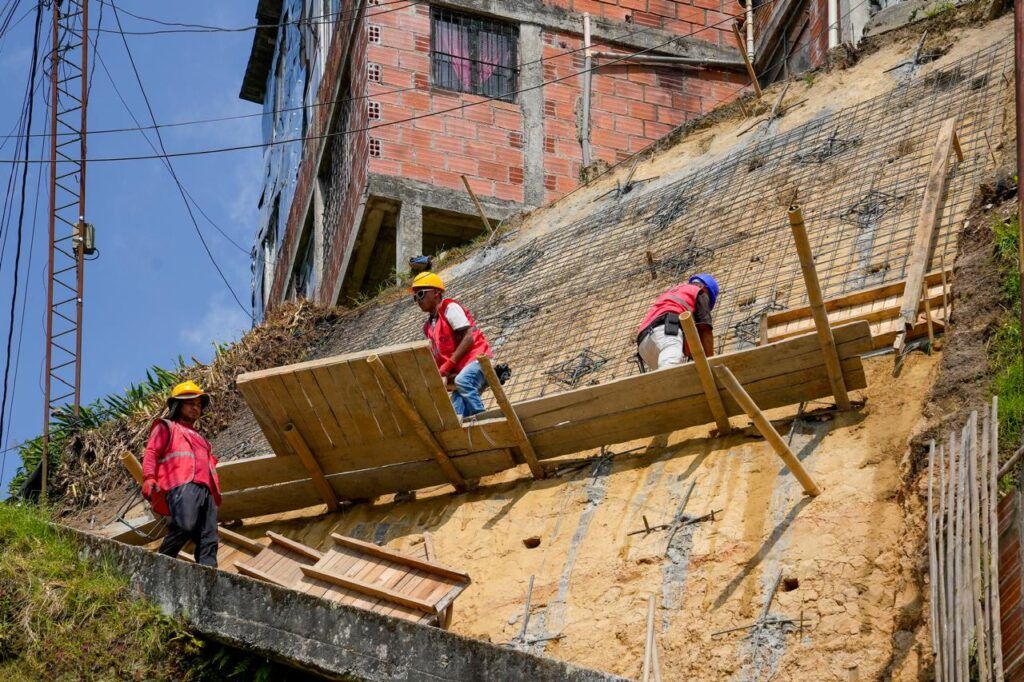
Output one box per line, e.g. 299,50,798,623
431,302,471,332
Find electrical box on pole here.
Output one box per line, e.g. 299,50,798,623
41,0,89,501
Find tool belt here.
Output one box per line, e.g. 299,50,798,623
636,312,681,346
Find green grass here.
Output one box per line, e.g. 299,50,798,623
0,504,282,681
990,215,1023,457
923,1,955,19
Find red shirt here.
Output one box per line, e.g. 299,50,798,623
142,419,215,492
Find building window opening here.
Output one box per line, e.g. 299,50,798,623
368,100,381,120
368,62,382,83
369,138,382,157
368,24,381,44
430,7,518,102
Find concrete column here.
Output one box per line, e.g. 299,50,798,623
396,201,422,277
518,23,546,208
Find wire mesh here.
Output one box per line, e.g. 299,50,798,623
316,39,1011,405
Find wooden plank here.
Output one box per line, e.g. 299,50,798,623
236,379,291,457
120,452,144,484
379,349,445,433
236,340,430,384
300,565,439,615
324,360,384,442
276,373,335,454
477,355,545,479
218,526,265,554
680,311,732,435
235,561,292,587
896,118,958,349
714,365,821,496
297,368,351,448
283,423,340,511
345,358,404,439
367,354,468,491
330,533,470,582
787,205,850,410
411,347,462,431
267,531,324,561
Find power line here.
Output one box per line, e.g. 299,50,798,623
0,6,754,164
0,0,42,480
106,0,252,318
0,4,716,143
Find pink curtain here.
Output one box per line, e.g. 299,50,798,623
437,23,471,88
478,35,505,84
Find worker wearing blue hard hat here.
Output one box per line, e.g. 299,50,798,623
636,273,719,371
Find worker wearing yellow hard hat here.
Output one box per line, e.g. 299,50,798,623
141,381,221,566
410,271,494,419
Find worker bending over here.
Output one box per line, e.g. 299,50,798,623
410,272,493,419
636,273,719,371
142,381,221,567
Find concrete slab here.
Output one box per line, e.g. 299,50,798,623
70,528,625,682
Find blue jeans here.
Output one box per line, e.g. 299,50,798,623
450,360,487,418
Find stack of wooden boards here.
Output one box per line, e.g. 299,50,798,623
230,530,466,628
762,270,951,349
202,322,870,518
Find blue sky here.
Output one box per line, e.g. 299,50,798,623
0,1,263,491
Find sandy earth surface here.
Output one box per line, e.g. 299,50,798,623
232,352,938,680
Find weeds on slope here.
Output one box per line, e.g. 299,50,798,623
990,214,1023,456
0,504,287,680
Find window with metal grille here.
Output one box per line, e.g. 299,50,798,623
430,7,518,102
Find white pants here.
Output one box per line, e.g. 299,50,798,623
638,325,685,370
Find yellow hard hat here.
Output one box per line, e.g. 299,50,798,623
167,380,210,409
408,271,445,293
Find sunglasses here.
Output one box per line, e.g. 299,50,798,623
412,289,431,301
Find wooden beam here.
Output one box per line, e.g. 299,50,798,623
731,21,762,98
477,356,545,479
896,117,958,353
267,531,323,561
300,565,439,614
217,526,265,554
331,532,470,582
713,365,822,496
282,423,339,511
680,312,732,435
787,205,851,410
120,452,144,484
367,354,468,491
461,174,493,234
235,562,291,587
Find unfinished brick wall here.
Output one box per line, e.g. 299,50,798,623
366,4,746,203
540,0,738,47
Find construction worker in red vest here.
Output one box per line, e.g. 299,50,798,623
410,272,493,419
141,381,221,567
636,273,720,371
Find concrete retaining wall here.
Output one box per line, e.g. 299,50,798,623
69,528,625,681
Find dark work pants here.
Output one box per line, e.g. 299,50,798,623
157,482,219,567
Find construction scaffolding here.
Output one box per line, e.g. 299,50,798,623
219,39,1010,461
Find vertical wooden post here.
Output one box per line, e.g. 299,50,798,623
927,441,942,678
969,412,991,681
922,282,935,350
477,355,545,479
680,311,732,435
643,595,656,682
731,21,762,98
581,13,593,166
896,118,958,353
787,205,851,410
990,396,1004,680
283,423,339,512
714,365,822,496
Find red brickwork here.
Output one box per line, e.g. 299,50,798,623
541,0,737,48
1001,489,1024,679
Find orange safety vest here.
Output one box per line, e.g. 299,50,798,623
424,299,492,374
145,418,221,516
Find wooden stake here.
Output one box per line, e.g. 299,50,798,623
643,595,656,682
461,174,493,234
367,354,468,491
984,130,999,166
922,282,935,350
680,311,732,435
283,423,339,511
645,250,657,280
714,365,822,495
896,118,958,353
478,355,545,479
731,21,762,98
944,436,957,682
940,252,950,326
937,443,949,680
970,412,991,682
991,396,1005,681
787,205,851,410
927,441,942,677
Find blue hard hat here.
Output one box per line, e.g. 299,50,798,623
689,273,720,309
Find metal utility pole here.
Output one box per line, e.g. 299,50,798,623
1017,0,1024,363
42,0,90,501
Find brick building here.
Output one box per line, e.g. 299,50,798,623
240,0,836,317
